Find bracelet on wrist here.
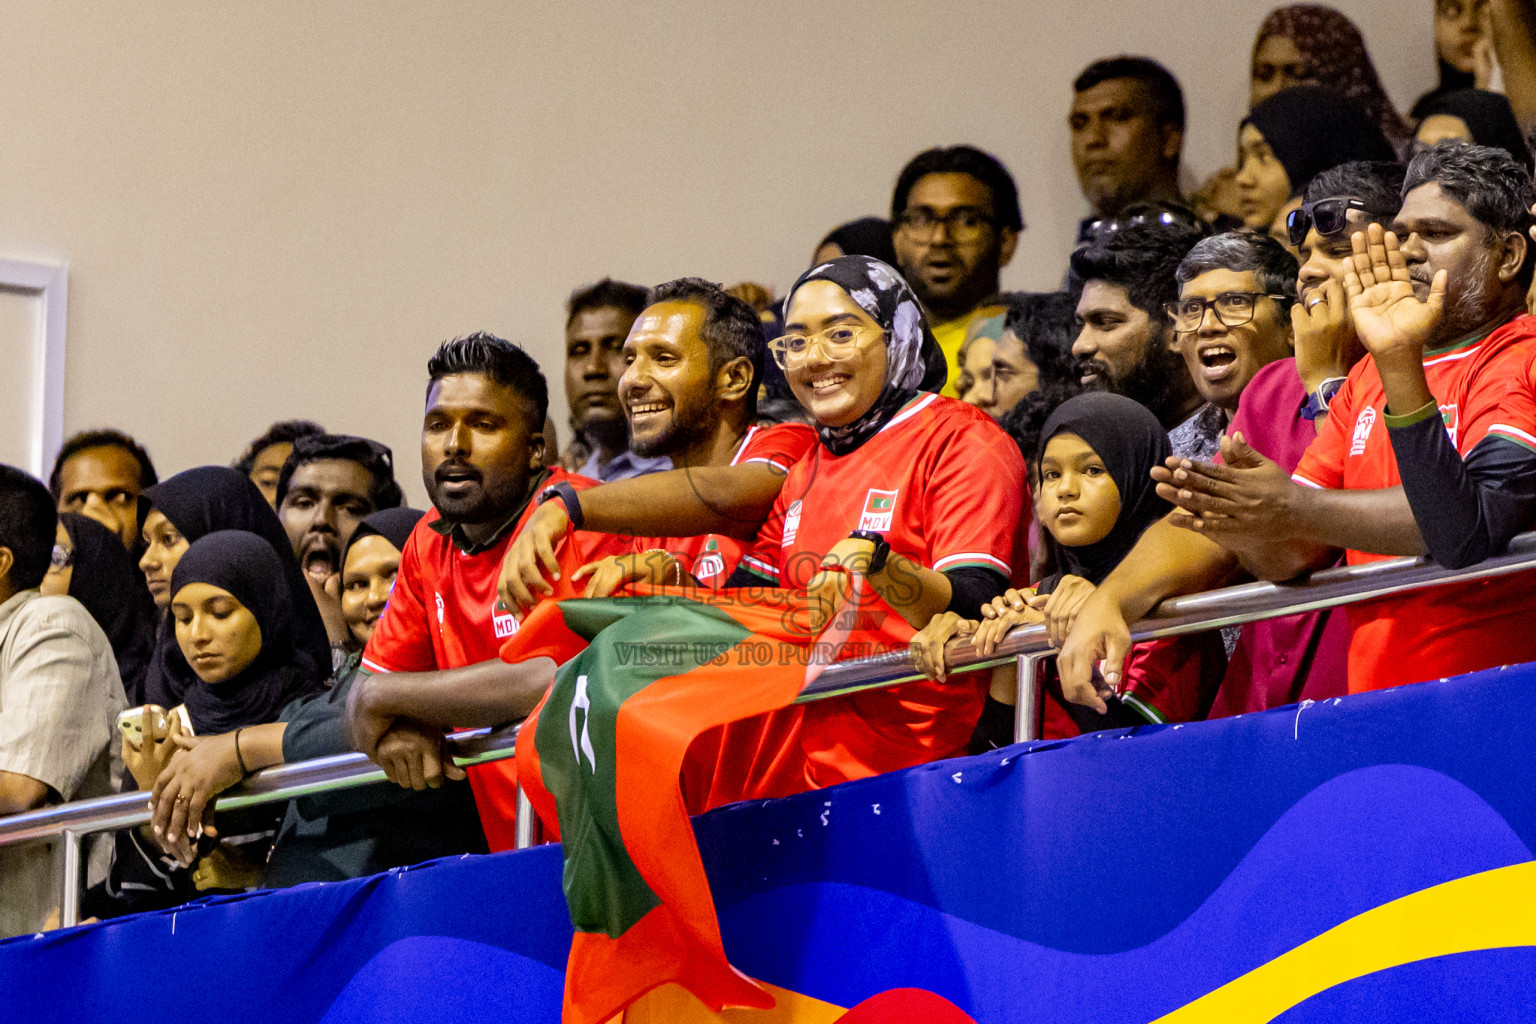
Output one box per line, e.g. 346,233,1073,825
233,728,250,776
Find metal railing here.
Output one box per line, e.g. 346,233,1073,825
8,531,1536,927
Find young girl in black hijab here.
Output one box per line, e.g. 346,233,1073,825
42,513,158,704
917,393,1225,747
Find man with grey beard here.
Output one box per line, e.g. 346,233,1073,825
1057,140,1536,707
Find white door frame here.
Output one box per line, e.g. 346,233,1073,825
0,256,68,477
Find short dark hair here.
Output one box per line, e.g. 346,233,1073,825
48,429,158,501
1074,55,1186,131
274,433,405,510
1304,160,1406,214
233,419,326,475
647,278,766,401
1406,140,1536,286
0,464,58,590
567,279,650,327
1176,231,1299,316
891,145,1024,232
426,332,549,429
1405,140,1536,236
1002,291,1081,388
1068,219,1207,317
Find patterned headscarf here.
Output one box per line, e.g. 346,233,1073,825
783,255,948,456
1255,5,1409,150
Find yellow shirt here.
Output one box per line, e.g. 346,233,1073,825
933,304,1006,398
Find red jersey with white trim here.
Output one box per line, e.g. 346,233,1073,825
738,393,1030,786
1291,315,1536,692
360,467,630,849
632,422,817,588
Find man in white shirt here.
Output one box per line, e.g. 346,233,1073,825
0,464,126,936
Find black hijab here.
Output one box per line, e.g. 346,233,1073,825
1035,393,1172,593
783,255,947,456
1415,89,1534,170
58,513,158,705
342,507,424,568
169,531,326,734
140,467,331,708
1245,86,1396,197
816,218,899,267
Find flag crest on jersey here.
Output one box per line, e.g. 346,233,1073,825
507,581,908,1024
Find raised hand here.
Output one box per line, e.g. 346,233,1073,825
1342,223,1447,359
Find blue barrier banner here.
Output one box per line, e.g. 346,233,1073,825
5,663,1536,1022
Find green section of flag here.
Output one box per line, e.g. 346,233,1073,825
535,597,752,937
870,496,893,510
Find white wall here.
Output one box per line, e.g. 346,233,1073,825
0,1,1434,505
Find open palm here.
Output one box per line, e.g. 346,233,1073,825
1342,222,1446,357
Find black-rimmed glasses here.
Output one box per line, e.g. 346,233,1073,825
895,208,997,241
1165,292,1289,332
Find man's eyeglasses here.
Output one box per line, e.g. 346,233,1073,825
1165,292,1288,332
49,545,73,573
1285,197,1376,247
895,208,996,242
768,325,883,369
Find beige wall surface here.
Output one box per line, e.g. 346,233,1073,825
1,1,1432,505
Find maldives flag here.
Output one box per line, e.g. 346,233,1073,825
505,580,912,1024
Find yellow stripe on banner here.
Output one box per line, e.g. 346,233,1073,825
621,981,847,1023
1153,859,1536,1022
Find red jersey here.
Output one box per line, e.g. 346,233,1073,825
1291,316,1536,692
737,393,1030,788
632,422,817,588
361,467,629,848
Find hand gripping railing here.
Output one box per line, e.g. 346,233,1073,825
7,531,1536,927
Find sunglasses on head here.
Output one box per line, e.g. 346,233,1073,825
1285,197,1375,247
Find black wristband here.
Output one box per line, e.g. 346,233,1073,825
234,727,250,777
847,529,890,574
538,481,584,531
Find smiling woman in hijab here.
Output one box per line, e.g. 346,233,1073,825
1235,86,1397,234
136,466,332,711
1251,4,1410,149
41,513,158,704
710,254,1029,795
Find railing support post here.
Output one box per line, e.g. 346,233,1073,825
60,829,82,928
1014,653,1045,743
515,784,536,849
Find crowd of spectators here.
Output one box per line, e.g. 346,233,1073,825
6,1,1536,935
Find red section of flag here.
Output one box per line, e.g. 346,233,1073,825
833,989,979,1023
